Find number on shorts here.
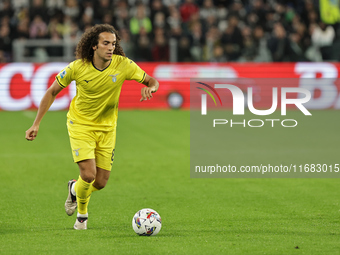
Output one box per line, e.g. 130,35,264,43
111,149,115,165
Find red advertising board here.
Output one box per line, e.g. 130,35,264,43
0,62,340,110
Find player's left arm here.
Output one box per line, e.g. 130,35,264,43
140,74,159,102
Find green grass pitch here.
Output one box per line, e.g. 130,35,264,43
0,110,339,254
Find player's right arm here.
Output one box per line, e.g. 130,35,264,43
25,80,63,141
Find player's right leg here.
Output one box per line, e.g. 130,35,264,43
66,122,97,229
73,159,96,230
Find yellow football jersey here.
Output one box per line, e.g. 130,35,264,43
56,55,146,131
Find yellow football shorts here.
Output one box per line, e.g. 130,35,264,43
67,121,116,171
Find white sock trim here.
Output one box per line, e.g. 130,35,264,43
71,182,76,196
77,213,88,218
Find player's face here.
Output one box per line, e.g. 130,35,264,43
93,32,116,62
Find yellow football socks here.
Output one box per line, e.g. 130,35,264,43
75,176,94,215
91,184,99,193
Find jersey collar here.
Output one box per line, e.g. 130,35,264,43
92,59,112,72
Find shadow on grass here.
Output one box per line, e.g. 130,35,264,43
0,224,26,235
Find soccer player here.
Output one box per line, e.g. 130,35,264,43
25,24,159,230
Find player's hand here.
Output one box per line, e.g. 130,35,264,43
140,86,157,102
25,125,39,141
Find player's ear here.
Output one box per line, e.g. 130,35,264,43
92,45,97,51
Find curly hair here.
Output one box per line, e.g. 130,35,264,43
75,24,125,62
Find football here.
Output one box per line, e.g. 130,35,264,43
132,208,162,236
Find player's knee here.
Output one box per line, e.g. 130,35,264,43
81,173,96,183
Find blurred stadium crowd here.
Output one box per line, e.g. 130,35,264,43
0,0,339,63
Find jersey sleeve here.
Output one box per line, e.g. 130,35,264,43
55,61,75,88
125,58,146,83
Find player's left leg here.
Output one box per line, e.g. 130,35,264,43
65,179,77,216
93,129,115,190
92,167,111,191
